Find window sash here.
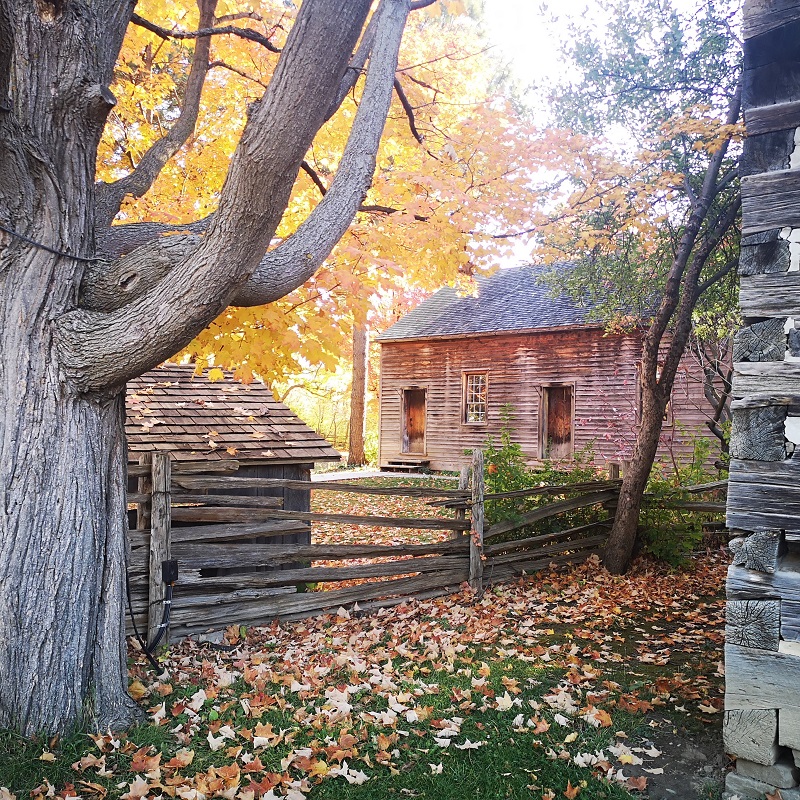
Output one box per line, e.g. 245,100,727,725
464,373,487,423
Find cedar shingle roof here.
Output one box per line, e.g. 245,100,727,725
126,365,340,463
377,265,595,342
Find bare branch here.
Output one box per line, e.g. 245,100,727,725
130,11,281,52
683,174,698,209
394,77,424,143
209,59,268,88
324,4,380,120
301,160,329,196
715,165,739,195
95,0,219,227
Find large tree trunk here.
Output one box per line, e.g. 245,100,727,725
0,2,139,735
0,0,408,735
347,323,369,466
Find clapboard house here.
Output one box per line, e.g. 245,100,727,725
126,364,340,537
377,266,713,473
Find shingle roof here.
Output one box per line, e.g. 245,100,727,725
125,365,340,463
377,265,596,342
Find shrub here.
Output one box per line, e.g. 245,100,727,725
639,436,718,566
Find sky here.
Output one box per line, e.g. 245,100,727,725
480,0,599,89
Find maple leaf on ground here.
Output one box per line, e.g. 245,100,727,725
564,780,581,799
625,775,648,792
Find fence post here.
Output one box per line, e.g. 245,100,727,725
453,466,470,539
148,452,172,646
136,453,152,530
469,450,485,592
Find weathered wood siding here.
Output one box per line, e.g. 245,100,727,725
379,327,713,472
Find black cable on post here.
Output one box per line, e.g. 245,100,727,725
124,559,179,674
125,573,163,674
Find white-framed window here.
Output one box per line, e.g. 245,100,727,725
463,372,488,423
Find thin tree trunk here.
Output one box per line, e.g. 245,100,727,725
348,323,369,466
603,378,670,574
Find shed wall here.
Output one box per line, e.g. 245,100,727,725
378,328,714,472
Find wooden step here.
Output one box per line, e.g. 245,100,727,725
382,459,431,473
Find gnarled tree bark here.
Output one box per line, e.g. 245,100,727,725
0,0,414,736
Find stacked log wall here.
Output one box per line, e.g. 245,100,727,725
724,2,800,796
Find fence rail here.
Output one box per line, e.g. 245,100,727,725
126,453,726,643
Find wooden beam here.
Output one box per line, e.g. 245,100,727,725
724,709,780,765
733,362,800,398
725,643,800,711
172,493,283,509
782,599,800,640
730,530,785,573
746,99,800,135
726,599,781,650
168,505,468,529
727,557,800,602
483,518,611,557
742,168,800,234
741,271,800,318
485,490,619,539
169,539,469,570
743,0,800,39
148,452,171,647
730,405,787,461
734,319,788,363
779,706,800,749
172,474,468,498
740,230,790,277
168,554,467,590
469,450,485,592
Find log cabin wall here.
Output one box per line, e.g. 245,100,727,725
378,326,714,472
722,2,800,797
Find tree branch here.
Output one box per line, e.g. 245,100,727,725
231,0,412,307
57,0,375,392
301,160,329,195
642,82,742,379
130,11,281,52
209,59,268,88
394,77,424,143
86,0,413,312
95,0,219,227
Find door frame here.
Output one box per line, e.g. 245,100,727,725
539,383,575,459
401,387,427,455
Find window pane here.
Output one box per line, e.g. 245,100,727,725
465,374,487,422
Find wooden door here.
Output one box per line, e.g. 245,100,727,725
402,389,426,454
543,385,573,459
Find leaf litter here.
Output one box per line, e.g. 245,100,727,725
3,484,728,800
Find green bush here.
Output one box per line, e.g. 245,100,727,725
639,436,717,566
478,406,603,537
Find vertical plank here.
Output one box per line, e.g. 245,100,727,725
469,450,485,591
453,466,470,540
136,453,152,531
148,452,172,646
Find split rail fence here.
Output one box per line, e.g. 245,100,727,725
126,452,720,643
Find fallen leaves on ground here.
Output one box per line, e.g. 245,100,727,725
4,536,728,800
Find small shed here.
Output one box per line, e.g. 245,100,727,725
126,364,340,529
377,265,713,472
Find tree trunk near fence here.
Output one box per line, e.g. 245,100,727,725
0,0,410,735
603,372,672,574
348,323,369,466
